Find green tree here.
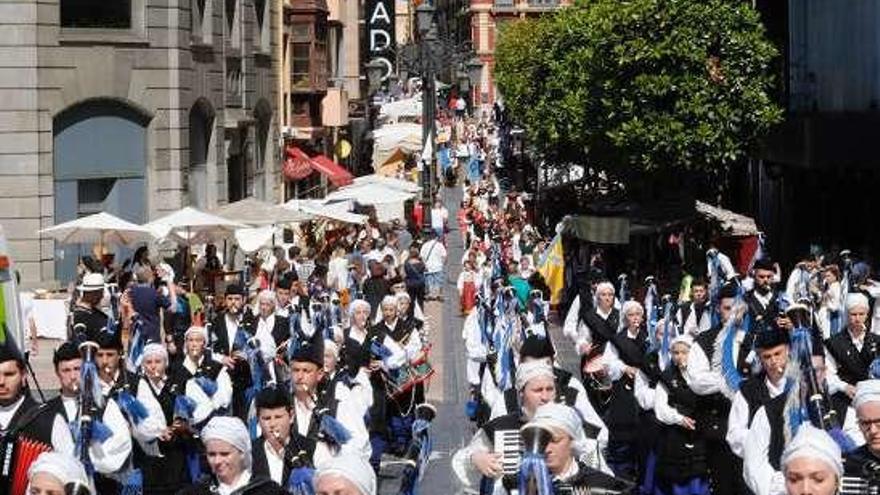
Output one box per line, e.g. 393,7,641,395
494,0,783,180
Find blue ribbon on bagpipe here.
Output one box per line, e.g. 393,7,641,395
720,285,751,393
517,451,554,495
493,295,517,391
645,283,658,350
707,252,723,327
659,300,674,367
116,389,149,425
172,394,203,482
287,467,317,495
126,317,145,372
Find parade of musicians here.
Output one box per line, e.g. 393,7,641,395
2,1,880,495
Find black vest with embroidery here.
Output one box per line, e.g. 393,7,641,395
763,393,788,471
739,375,773,426
693,324,732,440
655,366,707,481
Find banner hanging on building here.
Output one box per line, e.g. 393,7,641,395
365,0,396,80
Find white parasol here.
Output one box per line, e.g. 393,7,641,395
210,197,315,227
39,211,155,247
145,206,248,244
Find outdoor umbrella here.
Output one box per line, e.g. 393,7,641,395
145,207,248,284
284,199,368,225
210,197,315,227
39,211,155,248
325,183,416,205
353,173,422,194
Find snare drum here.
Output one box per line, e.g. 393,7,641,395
387,360,435,398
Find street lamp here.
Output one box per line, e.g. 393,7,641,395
466,56,484,89
416,2,435,36
366,59,386,93
457,70,470,93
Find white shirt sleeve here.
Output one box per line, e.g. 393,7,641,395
51,413,75,453
91,399,134,474
334,390,372,463
603,340,625,382
569,376,608,447
726,391,750,458
187,379,215,426
213,368,234,411
844,406,866,447
403,331,424,362
824,347,849,396
653,382,685,426
634,370,656,411
743,407,785,495
132,380,169,448
563,296,582,344
684,342,723,395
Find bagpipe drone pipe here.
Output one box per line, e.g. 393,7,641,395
398,403,437,495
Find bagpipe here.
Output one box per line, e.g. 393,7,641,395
398,403,437,495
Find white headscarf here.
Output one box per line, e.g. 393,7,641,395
28,452,92,494
847,293,870,313
185,325,208,342
202,416,252,469
141,343,168,364
515,361,555,391
781,424,843,477
314,452,377,495
531,403,589,456
854,379,880,410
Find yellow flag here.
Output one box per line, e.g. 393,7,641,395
537,233,565,305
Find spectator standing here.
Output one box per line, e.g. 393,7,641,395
128,264,177,344
420,231,448,301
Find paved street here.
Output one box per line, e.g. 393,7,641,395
385,183,577,495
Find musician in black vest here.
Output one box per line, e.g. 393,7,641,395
170,325,233,425
683,282,738,495
209,283,256,420
489,333,608,459
740,258,785,375
825,293,880,412
453,361,557,495
251,386,317,489
290,327,371,467
678,278,712,336
727,326,790,462
527,403,632,495
0,336,73,492
375,295,427,458
180,416,285,495
562,280,619,414
134,343,190,495
337,299,405,473
653,335,709,495
602,299,649,480
743,347,859,495
844,379,880,493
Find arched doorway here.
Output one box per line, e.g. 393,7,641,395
188,98,216,208
53,99,151,283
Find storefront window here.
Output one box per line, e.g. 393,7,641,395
61,0,131,28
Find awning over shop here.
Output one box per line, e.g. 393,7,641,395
282,146,353,187
310,154,354,187
283,146,312,181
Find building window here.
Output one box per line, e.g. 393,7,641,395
61,0,132,28
292,43,311,87
527,0,558,5
77,178,117,214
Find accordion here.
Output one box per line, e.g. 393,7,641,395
840,476,880,495
0,436,53,495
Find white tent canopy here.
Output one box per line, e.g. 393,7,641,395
379,94,422,123
283,199,368,224
352,174,421,194
146,206,248,245
371,123,422,166
325,183,416,205
210,197,315,226
39,211,154,246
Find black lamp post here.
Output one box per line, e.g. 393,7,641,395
416,1,437,232
466,56,484,108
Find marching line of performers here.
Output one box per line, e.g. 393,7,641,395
453,250,880,495
1,269,438,495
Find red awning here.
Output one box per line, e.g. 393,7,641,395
283,146,313,180
310,154,354,187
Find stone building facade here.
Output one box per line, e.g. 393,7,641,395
0,0,280,285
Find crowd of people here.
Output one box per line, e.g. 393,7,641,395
5,102,880,495
450,225,880,495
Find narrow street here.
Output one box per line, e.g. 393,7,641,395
386,182,577,495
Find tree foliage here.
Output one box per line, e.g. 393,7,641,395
494,0,783,176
